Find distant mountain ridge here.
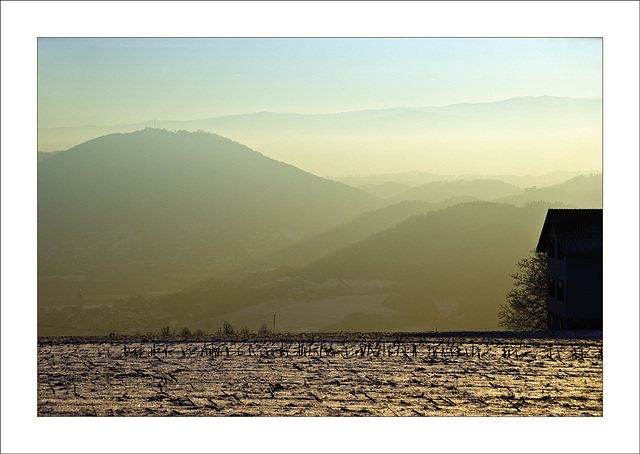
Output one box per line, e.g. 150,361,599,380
335,169,598,190
495,173,602,207
390,179,522,204
39,96,600,132
38,97,602,178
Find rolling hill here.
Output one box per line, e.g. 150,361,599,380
334,169,597,191
37,128,381,302
144,174,601,334
357,181,412,199
147,200,569,334
251,197,488,272
253,200,438,270
496,173,603,207
297,201,557,331
390,179,523,203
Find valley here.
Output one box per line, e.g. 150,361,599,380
36,127,602,335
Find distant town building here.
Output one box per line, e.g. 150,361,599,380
536,209,602,330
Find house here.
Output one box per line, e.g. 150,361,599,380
536,209,602,330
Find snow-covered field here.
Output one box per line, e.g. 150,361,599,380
38,332,602,417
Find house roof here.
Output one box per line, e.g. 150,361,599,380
536,209,602,255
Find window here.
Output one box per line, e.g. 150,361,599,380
548,276,555,297
557,280,564,301
548,236,556,258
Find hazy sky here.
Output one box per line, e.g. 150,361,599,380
38,37,602,128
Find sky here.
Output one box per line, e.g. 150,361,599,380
37,37,602,128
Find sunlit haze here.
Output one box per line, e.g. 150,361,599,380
37,37,602,176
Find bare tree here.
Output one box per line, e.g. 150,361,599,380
499,250,548,330
257,323,271,335
219,320,234,335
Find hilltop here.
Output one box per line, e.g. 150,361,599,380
37,128,381,302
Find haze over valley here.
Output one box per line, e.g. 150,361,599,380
38,126,602,335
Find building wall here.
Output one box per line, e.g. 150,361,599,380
545,227,603,330
546,228,566,329
565,255,603,329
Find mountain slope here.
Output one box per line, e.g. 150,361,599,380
390,179,522,203
161,174,597,332
496,173,603,207
37,128,381,300
252,196,489,272
358,181,411,199
299,201,553,331
254,200,437,270
334,170,597,190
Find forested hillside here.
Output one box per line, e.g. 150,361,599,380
37,128,381,302
300,201,557,331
